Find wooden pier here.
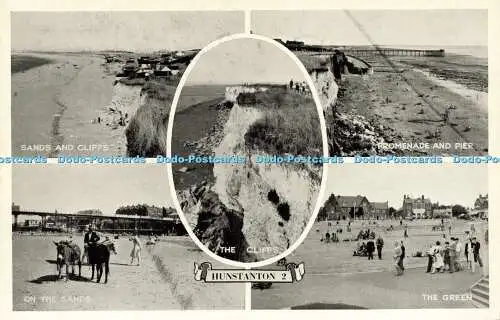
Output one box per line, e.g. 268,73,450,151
343,48,445,57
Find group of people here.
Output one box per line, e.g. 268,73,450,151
353,235,385,260
288,79,311,95
357,228,376,240
393,240,406,275
426,232,484,275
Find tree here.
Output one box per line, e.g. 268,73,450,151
317,193,336,221
388,207,397,218
452,204,467,217
317,206,328,221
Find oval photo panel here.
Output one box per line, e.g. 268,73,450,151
167,35,328,266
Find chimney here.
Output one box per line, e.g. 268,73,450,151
421,195,424,200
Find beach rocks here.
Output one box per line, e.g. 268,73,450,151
330,110,402,156
178,180,256,262
97,83,141,130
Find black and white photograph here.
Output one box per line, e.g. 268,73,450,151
251,164,489,309
11,11,244,157
251,10,488,156
169,36,326,263
2,2,498,317
11,165,245,310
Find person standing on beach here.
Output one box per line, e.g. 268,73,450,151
83,225,100,264
404,225,408,238
130,234,142,266
443,108,450,124
470,223,476,236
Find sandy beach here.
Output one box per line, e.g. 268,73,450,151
12,234,245,310
11,53,130,156
294,50,488,156
335,54,488,155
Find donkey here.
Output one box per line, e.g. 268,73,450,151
53,241,82,280
87,242,117,284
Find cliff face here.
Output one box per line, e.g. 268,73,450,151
180,86,322,262
100,83,142,127
125,84,170,157
311,68,338,117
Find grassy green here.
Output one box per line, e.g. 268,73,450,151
244,87,322,156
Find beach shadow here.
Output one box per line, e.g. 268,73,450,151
29,274,92,284
110,262,132,266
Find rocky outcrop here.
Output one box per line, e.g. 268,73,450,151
179,86,322,262
97,83,142,129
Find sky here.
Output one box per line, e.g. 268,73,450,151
185,38,307,85
12,165,173,217
325,164,488,209
252,10,488,47
11,11,244,52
